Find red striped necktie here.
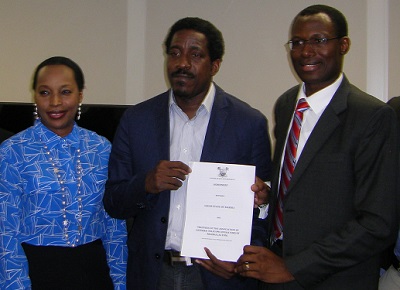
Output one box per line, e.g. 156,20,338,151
273,98,309,239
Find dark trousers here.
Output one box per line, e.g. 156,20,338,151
157,259,204,290
22,239,113,290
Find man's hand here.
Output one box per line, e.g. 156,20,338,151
235,245,294,283
145,160,191,193
196,247,236,279
252,176,270,207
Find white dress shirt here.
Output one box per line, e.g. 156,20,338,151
165,83,215,251
291,73,343,163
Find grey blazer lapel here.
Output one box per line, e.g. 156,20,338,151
288,77,350,193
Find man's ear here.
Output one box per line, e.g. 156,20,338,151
211,59,222,76
339,36,351,55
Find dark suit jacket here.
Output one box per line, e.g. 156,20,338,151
388,96,400,122
266,76,399,290
104,84,272,289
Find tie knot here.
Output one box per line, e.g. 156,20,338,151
296,98,310,112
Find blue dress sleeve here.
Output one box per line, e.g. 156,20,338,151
102,210,128,290
0,158,32,289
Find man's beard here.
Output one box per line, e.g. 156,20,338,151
170,69,196,100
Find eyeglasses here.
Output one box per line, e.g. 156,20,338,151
287,37,342,51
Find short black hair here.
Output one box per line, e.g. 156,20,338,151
295,4,348,37
32,56,85,91
164,17,225,62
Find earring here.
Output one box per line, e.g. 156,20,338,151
76,103,82,120
33,104,39,120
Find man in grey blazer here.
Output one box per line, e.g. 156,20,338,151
234,5,399,289
103,17,271,289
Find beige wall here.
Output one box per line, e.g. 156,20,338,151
389,0,400,98
1,0,398,132
0,0,128,104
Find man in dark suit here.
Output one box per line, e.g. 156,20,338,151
379,96,400,290
103,17,271,289
234,5,398,289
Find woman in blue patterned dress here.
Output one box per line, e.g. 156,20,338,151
0,56,127,290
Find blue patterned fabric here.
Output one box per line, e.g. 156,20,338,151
0,120,127,289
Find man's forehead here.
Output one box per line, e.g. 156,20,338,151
291,13,334,35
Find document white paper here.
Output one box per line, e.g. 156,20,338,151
180,162,255,262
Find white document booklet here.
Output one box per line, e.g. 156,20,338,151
180,161,255,262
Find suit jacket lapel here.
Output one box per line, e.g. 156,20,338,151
156,92,171,160
272,91,298,194
287,77,350,193
274,95,297,163
201,85,229,162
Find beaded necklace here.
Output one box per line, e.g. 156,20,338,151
42,136,83,247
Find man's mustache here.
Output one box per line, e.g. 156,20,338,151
171,69,194,78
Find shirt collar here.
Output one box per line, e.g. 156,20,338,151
34,119,80,150
169,82,215,116
298,73,343,115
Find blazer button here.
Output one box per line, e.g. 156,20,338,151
155,253,161,259
161,217,167,223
